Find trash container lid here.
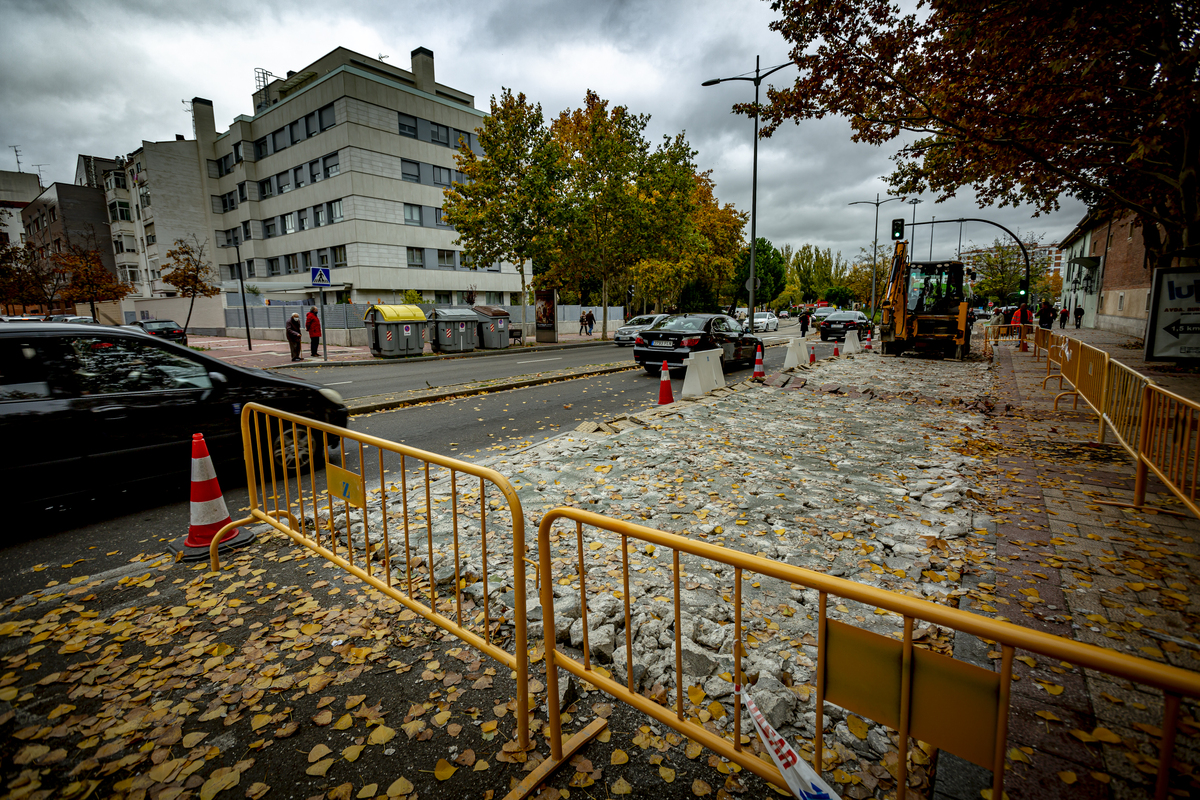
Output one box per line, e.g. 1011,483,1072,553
429,307,481,321
472,305,511,318
363,304,427,322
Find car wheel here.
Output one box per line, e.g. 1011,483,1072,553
275,428,323,473
644,364,661,376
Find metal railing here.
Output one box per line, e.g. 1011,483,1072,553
207,403,545,781
1042,331,1069,389
1103,359,1153,457
535,507,1200,800
1136,384,1200,519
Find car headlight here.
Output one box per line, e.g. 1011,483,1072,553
319,388,345,406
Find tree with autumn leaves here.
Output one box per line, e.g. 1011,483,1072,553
162,236,221,332
757,0,1200,270
444,89,745,339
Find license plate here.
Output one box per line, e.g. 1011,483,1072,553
652,340,672,347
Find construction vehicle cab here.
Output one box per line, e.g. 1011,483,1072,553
880,240,972,358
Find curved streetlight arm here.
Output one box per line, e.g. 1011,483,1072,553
907,217,1031,282
703,62,793,86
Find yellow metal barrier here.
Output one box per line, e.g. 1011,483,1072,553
536,507,1200,800
1103,359,1154,457
1053,337,1084,410
1135,384,1200,520
1042,332,1069,389
1032,326,1050,360
208,403,555,791
1075,343,1110,433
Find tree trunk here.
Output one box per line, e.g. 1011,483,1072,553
519,268,527,346
184,292,197,333
89,297,97,321
601,279,608,339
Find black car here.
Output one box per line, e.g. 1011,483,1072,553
0,323,349,509
820,311,870,341
632,313,763,375
134,319,189,346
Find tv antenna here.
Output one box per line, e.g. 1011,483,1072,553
378,53,389,61
32,164,48,187
8,145,22,172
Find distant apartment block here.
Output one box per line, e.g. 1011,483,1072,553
0,170,41,247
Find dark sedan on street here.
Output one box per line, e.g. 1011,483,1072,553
820,311,871,341
133,319,189,346
632,313,763,375
0,323,349,510
613,313,668,346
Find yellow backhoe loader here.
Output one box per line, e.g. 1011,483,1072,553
879,240,973,358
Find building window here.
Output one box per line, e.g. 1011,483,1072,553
332,245,346,269
437,249,456,268
277,171,292,193
318,250,329,268
233,142,243,162
259,178,274,198
104,172,127,190
323,153,340,177
245,260,255,278
305,112,318,136
398,113,417,137
1117,292,1125,311
273,128,289,152
109,200,132,222
268,257,280,276
434,208,449,227
238,182,247,202
285,254,299,274
486,291,503,305
293,166,306,189
319,104,335,131
221,191,237,212
432,166,451,186
301,252,312,269
510,293,522,305
401,159,420,183
313,206,326,227
309,160,322,183
404,204,422,225
298,209,308,231
329,199,343,223
242,221,251,241
264,219,277,238
407,247,425,268
435,291,451,305
290,120,303,145
430,124,450,146
283,213,296,235
139,189,151,208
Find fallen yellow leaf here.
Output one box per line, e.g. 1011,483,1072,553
342,744,364,762
611,749,629,765
612,777,633,795
308,744,332,763
386,777,414,797
847,715,869,740
1058,771,1077,784
368,725,396,745
660,766,676,783
434,758,457,780
306,758,334,777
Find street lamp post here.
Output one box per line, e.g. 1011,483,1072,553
907,197,922,229
848,193,904,319
224,240,252,351
703,57,794,328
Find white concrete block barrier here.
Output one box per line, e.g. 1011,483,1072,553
783,337,807,370
843,329,863,355
682,349,724,398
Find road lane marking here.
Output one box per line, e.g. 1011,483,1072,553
323,381,353,386
516,357,563,364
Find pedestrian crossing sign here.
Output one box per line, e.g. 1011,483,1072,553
310,267,331,287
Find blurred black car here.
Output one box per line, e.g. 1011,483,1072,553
820,311,870,341
0,323,349,509
614,313,668,346
134,319,188,346
632,313,762,375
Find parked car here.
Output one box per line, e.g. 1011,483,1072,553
820,310,871,341
0,323,349,510
133,319,188,346
613,313,668,346
3,316,46,323
752,311,779,332
778,310,789,319
811,306,838,322
60,316,98,325
633,313,763,375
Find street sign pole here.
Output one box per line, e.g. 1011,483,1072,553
319,290,328,362
311,266,332,362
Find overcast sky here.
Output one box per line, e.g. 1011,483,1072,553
1,0,1086,262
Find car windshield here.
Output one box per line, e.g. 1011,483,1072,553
627,315,659,327
142,321,181,330
652,315,706,332
754,313,771,319
827,312,858,321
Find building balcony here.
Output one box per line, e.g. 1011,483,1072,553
140,205,154,224
115,250,140,267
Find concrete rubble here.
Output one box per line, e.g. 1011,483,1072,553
293,352,1000,765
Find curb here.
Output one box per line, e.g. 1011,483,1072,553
263,338,617,371
347,363,640,414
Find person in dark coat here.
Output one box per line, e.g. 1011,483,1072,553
585,309,595,335
1074,305,1085,328
1037,300,1056,329
286,312,303,361
305,306,322,356
579,311,587,335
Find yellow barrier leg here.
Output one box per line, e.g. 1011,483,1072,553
502,718,608,800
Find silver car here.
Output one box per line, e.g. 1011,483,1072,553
614,313,668,346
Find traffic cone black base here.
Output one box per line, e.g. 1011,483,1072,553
169,527,258,562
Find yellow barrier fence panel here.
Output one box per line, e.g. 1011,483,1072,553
1042,332,1068,389
1136,384,1200,520
1076,344,1110,433
536,506,1200,800
1103,359,1153,456
207,402,538,765
1054,337,1084,410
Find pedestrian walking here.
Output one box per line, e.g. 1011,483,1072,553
305,306,322,357
585,309,595,335
799,311,810,337
579,311,587,335
987,306,1006,326
1059,307,1069,329
286,312,303,361
1037,300,1056,329
1074,305,1084,328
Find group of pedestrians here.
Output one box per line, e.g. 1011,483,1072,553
987,301,1085,331
578,309,596,336
285,306,323,361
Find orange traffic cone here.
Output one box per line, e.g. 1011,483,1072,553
753,344,765,380
658,361,674,404
864,330,873,351
833,341,840,357
809,348,816,364
171,433,256,562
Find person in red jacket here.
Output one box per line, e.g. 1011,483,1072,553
305,306,322,357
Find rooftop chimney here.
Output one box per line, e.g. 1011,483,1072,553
411,47,435,94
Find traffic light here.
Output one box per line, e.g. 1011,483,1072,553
1019,278,1029,296
627,284,635,300
891,219,904,240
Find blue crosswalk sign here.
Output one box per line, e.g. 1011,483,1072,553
310,267,331,287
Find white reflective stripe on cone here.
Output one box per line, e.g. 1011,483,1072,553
191,455,218,483
191,496,232,527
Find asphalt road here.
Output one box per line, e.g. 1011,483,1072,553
3,338,832,599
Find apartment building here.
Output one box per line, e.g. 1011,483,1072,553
193,46,521,307
0,170,41,247
19,181,116,316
